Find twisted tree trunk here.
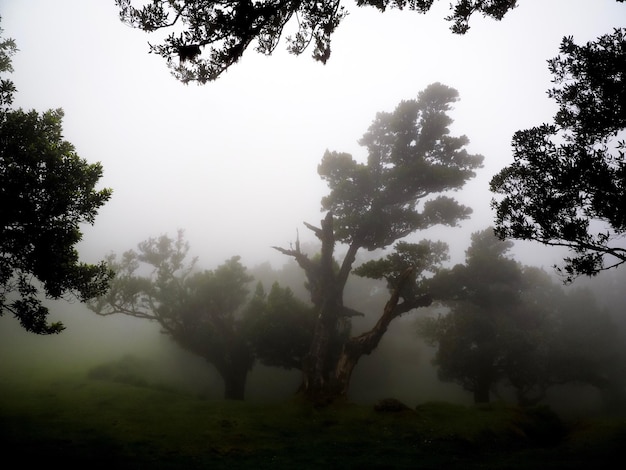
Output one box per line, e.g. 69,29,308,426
275,214,433,404
302,268,432,403
332,270,432,399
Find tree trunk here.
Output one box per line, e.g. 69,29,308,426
473,374,492,404
302,309,334,397
301,268,432,403
592,377,626,415
332,287,432,399
275,214,433,404
221,366,248,401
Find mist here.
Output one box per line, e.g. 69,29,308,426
2,0,626,467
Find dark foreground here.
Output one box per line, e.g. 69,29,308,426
1,373,624,469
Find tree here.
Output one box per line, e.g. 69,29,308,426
419,228,626,409
419,228,526,404
541,286,626,414
490,28,626,282
273,83,483,403
115,0,520,83
243,281,317,371
0,20,113,334
90,231,256,400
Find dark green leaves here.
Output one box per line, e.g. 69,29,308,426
354,239,449,300
0,64,113,334
244,282,316,370
490,29,626,281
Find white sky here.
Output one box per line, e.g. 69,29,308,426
2,0,625,272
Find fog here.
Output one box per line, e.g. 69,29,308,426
1,0,626,422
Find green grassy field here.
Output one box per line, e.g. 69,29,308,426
1,368,624,469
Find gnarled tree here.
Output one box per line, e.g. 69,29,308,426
274,82,483,403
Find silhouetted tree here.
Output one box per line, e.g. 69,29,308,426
0,20,113,334
274,83,483,403
115,0,520,82
90,232,255,400
490,28,626,282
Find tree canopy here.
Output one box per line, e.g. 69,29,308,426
0,21,113,334
244,281,316,371
490,28,626,282
115,0,520,83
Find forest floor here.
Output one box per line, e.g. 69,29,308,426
1,365,624,469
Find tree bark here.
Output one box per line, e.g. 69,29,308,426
473,375,492,404
220,366,248,400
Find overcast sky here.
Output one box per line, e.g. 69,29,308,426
2,0,625,272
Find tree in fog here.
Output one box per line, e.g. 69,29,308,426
490,28,626,282
90,232,255,400
115,0,519,83
244,282,317,371
541,286,626,414
274,83,483,403
420,228,626,409
418,228,527,403
0,21,113,334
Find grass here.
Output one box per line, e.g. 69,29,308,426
1,368,624,469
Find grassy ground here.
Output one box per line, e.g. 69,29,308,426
1,368,624,469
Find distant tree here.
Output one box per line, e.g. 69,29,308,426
274,83,483,403
0,20,113,334
115,0,520,83
502,269,626,411
419,228,526,404
243,281,317,371
420,228,626,409
542,287,626,414
90,232,255,400
490,28,626,282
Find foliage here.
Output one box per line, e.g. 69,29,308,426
115,0,520,82
0,21,113,334
0,18,17,108
490,28,626,282
244,281,317,370
354,240,449,300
